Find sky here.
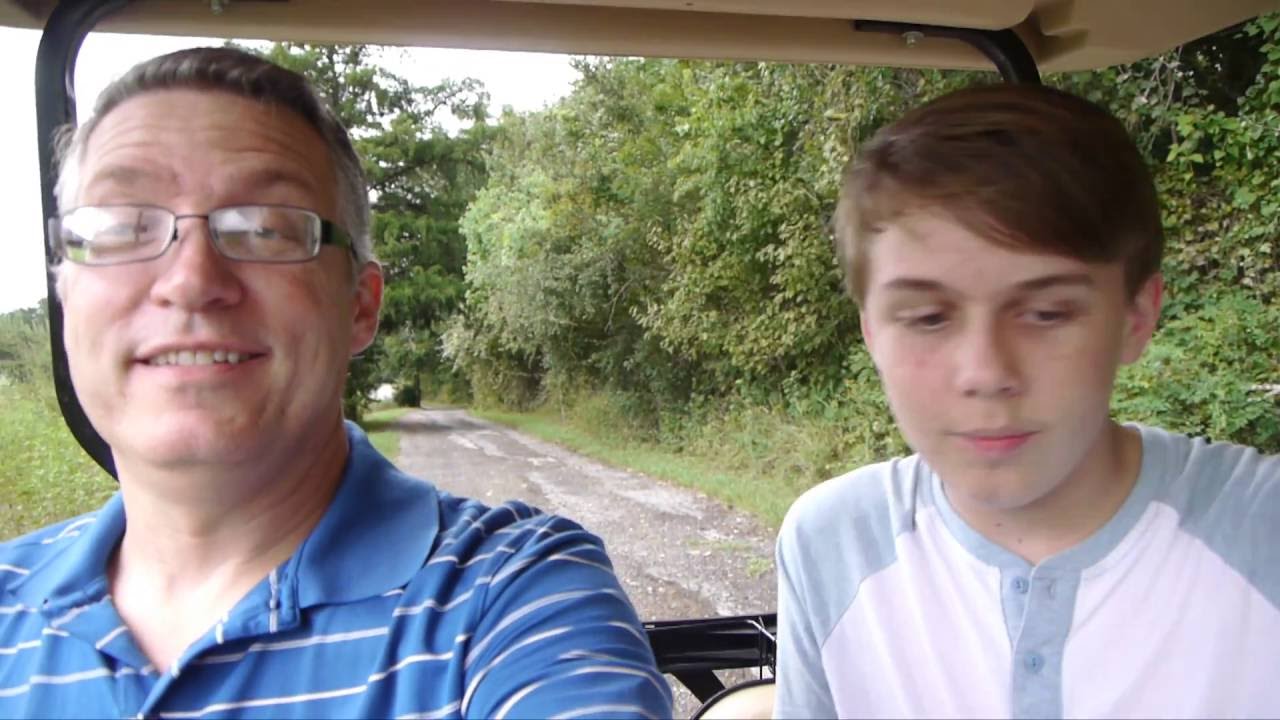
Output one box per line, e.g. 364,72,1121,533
0,28,581,313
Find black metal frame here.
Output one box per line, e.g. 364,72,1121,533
852,20,1042,84
645,613,777,702
37,0,130,477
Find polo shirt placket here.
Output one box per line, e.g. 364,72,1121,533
929,466,1162,720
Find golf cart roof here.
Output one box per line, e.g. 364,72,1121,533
3,0,1279,72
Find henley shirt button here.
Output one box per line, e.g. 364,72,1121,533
1046,580,1057,598
1024,652,1044,673
1012,577,1030,594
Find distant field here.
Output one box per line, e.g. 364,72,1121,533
0,384,115,541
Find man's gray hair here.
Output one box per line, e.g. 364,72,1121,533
53,46,375,265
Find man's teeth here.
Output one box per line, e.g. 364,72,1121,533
147,350,247,366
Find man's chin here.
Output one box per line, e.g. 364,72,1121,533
111,426,263,472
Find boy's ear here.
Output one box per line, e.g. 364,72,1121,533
1120,273,1163,365
860,310,877,357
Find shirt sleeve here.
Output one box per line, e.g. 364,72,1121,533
460,515,673,719
773,520,838,719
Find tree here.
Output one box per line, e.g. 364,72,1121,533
249,42,493,417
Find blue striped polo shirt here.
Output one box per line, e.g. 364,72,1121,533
0,422,672,718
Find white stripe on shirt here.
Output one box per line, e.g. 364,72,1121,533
465,588,620,668
94,625,127,650
462,626,573,713
196,627,391,665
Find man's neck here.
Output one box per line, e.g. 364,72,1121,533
947,421,1144,565
107,420,350,670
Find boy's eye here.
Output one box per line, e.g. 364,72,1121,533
897,311,949,331
1023,307,1077,325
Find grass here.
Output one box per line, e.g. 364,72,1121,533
359,406,414,461
0,384,117,541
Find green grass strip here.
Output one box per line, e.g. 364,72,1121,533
475,406,793,529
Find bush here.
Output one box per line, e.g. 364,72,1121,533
393,383,422,408
1115,290,1280,452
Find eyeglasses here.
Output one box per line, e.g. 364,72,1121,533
49,204,355,266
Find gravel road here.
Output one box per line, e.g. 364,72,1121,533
390,407,778,717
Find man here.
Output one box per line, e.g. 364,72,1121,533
0,47,671,718
774,84,1280,718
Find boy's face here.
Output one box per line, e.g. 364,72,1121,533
859,211,1161,514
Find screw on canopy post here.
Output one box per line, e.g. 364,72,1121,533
852,20,1042,85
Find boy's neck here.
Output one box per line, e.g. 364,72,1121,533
945,421,1144,565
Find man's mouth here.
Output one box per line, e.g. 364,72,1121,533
144,349,259,367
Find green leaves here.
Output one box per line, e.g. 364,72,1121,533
252,41,493,413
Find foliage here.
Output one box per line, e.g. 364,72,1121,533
0,301,53,386
252,43,493,418
0,305,115,540
454,14,1280,488
1116,291,1279,452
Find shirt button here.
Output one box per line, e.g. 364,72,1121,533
1045,580,1057,598
1012,577,1030,593
1024,652,1044,673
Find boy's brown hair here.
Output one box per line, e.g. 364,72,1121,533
834,83,1163,303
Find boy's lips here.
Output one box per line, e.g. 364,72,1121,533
955,430,1038,455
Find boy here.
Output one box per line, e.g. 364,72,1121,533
774,84,1280,719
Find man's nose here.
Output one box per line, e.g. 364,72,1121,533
953,319,1023,399
148,218,245,311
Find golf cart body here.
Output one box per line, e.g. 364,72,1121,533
6,0,1278,711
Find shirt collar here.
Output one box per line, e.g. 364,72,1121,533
8,495,124,611
287,420,442,606
10,420,442,611
924,422,1166,573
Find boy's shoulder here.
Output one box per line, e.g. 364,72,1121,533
781,453,927,542
1136,424,1280,605
777,453,933,597
1137,423,1280,512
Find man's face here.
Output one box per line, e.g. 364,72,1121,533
59,89,382,471
859,211,1160,513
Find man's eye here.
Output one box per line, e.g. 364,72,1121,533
95,225,147,242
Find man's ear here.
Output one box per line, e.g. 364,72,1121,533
1120,273,1163,365
350,261,384,356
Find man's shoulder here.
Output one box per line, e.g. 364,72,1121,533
419,492,611,586
0,511,103,594
434,492,590,549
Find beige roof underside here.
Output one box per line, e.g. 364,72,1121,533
3,0,1280,72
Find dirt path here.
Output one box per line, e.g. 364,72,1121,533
390,407,777,715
